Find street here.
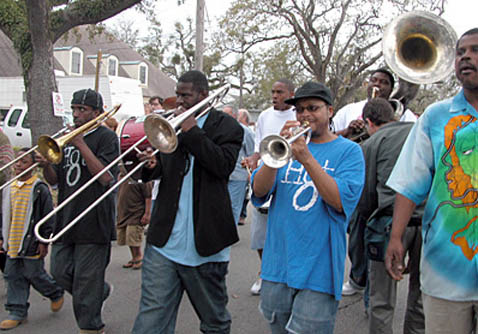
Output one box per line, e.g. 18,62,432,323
0,205,411,333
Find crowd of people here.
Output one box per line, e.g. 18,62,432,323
0,27,476,334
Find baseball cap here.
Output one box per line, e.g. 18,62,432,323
284,82,333,106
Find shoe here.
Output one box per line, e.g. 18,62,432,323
132,261,142,270
342,280,365,296
0,319,25,330
122,261,134,268
79,328,105,334
51,296,64,312
250,278,262,295
238,218,245,226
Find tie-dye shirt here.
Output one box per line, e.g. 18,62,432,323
387,89,478,301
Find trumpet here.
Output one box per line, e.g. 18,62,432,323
259,122,311,169
144,84,230,153
34,86,230,243
37,104,121,164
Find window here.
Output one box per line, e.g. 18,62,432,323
139,65,147,85
71,51,82,74
21,111,30,129
108,58,117,76
8,109,22,127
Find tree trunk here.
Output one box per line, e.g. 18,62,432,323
25,0,62,145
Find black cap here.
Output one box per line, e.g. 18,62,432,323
284,82,333,106
71,89,103,111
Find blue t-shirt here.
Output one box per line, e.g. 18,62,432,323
252,136,365,300
153,113,230,266
387,89,478,301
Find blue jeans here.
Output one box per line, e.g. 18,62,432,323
4,257,64,320
132,244,231,334
227,180,248,225
260,280,339,334
50,243,111,332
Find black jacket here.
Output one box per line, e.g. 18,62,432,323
1,180,55,257
142,109,244,257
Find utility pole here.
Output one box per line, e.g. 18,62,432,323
194,0,205,71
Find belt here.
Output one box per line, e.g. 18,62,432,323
257,207,269,214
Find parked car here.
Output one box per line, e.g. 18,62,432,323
2,105,30,147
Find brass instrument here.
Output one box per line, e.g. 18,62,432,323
34,86,230,243
351,11,456,143
0,128,68,191
382,11,457,85
37,104,121,164
143,84,230,153
259,122,311,169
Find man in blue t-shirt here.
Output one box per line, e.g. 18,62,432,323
251,81,365,334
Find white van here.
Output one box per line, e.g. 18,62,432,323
2,105,31,148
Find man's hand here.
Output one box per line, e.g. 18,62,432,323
137,147,157,169
344,119,365,138
385,236,405,280
243,154,260,171
38,243,48,259
140,213,151,226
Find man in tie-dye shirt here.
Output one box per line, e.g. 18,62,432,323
385,28,478,334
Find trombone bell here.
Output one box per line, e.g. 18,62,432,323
143,114,178,153
37,135,63,164
383,11,457,84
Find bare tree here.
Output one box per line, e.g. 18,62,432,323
0,0,150,142
218,0,447,110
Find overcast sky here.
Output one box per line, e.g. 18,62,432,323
107,0,477,47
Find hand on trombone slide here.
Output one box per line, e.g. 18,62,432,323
137,147,157,169
173,106,197,133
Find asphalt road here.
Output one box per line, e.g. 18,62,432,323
0,204,411,334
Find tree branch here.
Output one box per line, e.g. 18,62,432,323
51,0,143,42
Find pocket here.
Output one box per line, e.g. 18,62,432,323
259,301,276,324
364,216,393,262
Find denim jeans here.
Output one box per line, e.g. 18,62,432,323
3,257,64,320
260,280,339,334
227,180,248,225
132,244,231,334
50,243,111,332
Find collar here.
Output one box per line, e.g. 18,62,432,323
450,89,474,114
14,174,38,188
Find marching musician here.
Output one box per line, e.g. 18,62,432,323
251,82,365,334
385,28,478,334
338,68,417,299
36,88,119,334
132,70,243,334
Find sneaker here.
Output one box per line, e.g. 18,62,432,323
79,328,105,334
51,296,64,312
250,278,262,295
0,319,25,330
342,280,365,296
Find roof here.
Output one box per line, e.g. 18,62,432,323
0,25,176,99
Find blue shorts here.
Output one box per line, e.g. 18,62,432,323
260,280,339,334
250,207,268,250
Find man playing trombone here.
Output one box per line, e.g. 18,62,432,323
36,88,119,334
251,82,365,334
132,70,243,334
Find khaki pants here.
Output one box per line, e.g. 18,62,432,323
368,226,424,334
423,293,478,334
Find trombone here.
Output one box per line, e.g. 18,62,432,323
259,122,311,169
34,85,231,243
0,128,68,192
144,84,230,153
37,104,121,164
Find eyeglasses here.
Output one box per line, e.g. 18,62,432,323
296,104,327,113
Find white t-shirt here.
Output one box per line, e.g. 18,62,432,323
254,106,296,152
332,99,417,132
